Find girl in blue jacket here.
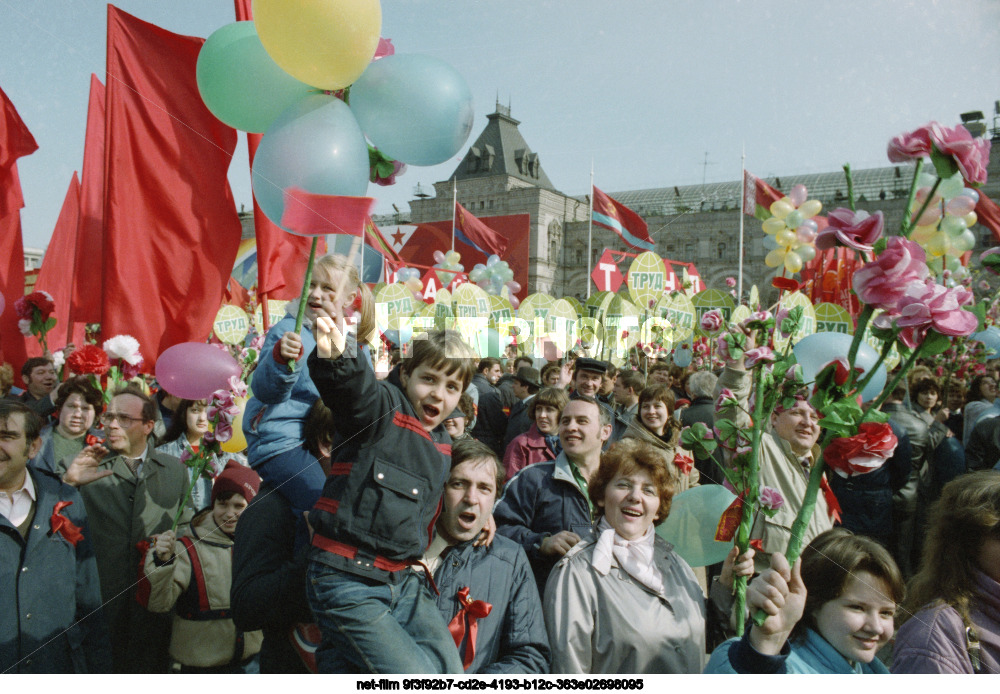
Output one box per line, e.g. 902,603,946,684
705,528,905,674
243,254,375,517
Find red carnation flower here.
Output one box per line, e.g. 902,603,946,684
66,345,110,376
824,422,897,478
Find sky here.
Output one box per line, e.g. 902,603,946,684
2,0,999,250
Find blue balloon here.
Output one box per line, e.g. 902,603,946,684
349,55,475,166
656,485,736,567
792,332,887,402
971,326,1000,356
251,94,370,230
672,345,693,368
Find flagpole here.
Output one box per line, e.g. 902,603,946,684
451,177,457,252
587,162,594,300
738,145,745,303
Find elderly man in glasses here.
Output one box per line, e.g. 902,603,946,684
61,384,191,673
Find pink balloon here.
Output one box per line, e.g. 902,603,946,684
508,294,520,309
432,250,446,264
795,225,817,244
506,280,522,294
789,184,808,207
155,342,241,400
945,195,975,217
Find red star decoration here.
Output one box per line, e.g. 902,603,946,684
392,229,406,248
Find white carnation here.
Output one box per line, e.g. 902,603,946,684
103,334,142,365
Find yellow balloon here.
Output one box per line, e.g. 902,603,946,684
783,251,803,274
770,199,794,219
963,211,978,228
926,232,949,258
910,224,937,244
775,228,797,247
220,396,248,453
254,0,382,90
799,200,823,218
762,217,786,235
765,248,786,268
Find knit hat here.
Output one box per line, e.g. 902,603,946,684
211,460,261,505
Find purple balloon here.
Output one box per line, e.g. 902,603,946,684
155,342,241,400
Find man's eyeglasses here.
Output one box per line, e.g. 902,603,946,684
100,413,145,426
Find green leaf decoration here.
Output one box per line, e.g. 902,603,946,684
929,146,959,181
921,329,953,356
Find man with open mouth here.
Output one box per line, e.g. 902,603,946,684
423,439,549,673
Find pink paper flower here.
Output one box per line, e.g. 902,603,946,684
744,346,775,368
825,422,898,478
725,277,736,288
887,124,933,162
815,208,884,252
892,279,978,349
852,237,929,311
759,486,784,511
700,309,724,334
715,388,737,413
228,375,248,399
928,122,991,186
212,421,233,443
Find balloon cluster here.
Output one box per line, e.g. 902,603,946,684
394,267,423,299
196,2,474,232
432,250,465,287
909,169,980,286
762,184,822,274
469,255,520,305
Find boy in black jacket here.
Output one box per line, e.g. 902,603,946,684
306,305,477,674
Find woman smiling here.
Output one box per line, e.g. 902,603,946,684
544,438,750,673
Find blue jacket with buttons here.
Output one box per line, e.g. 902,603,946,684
494,452,596,591
1,467,111,673
433,536,550,674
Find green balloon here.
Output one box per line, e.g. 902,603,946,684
196,21,313,134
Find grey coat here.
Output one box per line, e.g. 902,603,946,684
543,534,706,674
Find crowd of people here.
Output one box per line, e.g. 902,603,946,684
2,253,999,675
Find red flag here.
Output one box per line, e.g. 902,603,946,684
233,0,321,310
742,170,784,220
32,173,82,355
591,186,655,252
0,86,38,378
70,74,105,328
364,216,402,264
280,189,375,236
976,191,1000,244
101,6,242,367
455,203,509,257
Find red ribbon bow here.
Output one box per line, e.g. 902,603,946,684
820,474,842,525
673,452,694,476
50,501,84,546
447,586,493,670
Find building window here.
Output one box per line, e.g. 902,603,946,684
685,243,695,259
479,201,485,210
717,242,726,259
488,199,494,209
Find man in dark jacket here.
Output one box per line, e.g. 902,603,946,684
428,439,549,673
501,367,542,453
495,397,611,590
882,386,931,578
0,402,111,673
680,370,725,484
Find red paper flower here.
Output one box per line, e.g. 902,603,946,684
14,291,55,321
50,500,84,546
824,422,897,478
673,452,694,476
772,277,800,292
66,344,110,376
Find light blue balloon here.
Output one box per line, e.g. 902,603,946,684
792,332,887,402
196,21,313,134
672,345,692,368
971,326,1000,356
656,485,736,568
251,94,369,230
349,54,475,166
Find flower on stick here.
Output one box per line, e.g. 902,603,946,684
14,291,56,352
